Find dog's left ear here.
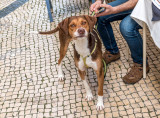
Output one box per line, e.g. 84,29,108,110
58,17,70,36
83,15,97,32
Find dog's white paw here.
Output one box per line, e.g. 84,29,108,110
96,96,104,111
58,64,64,81
85,93,93,101
58,74,64,81
96,102,104,111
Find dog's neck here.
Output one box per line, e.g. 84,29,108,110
74,37,90,57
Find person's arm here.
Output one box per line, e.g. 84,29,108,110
95,0,138,17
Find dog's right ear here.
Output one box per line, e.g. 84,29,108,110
58,18,70,36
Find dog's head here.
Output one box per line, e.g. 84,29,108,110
54,15,97,56
58,15,97,39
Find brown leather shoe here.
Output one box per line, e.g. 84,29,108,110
103,50,120,65
123,63,150,84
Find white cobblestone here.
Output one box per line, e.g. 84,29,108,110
0,0,160,118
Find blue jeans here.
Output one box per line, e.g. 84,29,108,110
97,0,143,64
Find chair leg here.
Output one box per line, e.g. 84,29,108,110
49,0,53,13
45,0,53,22
143,22,147,79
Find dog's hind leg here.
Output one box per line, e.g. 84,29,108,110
78,70,93,101
58,42,69,81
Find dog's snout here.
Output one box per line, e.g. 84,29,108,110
74,27,87,38
78,28,85,35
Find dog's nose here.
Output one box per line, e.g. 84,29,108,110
78,28,85,35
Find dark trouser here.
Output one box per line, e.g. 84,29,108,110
97,0,144,64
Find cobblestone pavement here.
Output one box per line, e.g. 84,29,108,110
0,0,160,118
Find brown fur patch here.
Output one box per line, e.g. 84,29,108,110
95,59,104,96
88,29,102,61
83,15,97,32
78,70,86,80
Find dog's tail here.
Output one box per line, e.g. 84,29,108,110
39,27,59,35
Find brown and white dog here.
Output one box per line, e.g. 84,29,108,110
39,15,104,110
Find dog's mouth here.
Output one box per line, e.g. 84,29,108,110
75,35,86,38
74,33,88,38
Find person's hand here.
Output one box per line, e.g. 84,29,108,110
95,4,117,17
89,1,102,15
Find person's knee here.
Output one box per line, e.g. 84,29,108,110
120,20,133,38
120,17,140,40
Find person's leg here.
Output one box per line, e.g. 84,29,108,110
120,15,143,64
119,15,150,84
97,0,132,54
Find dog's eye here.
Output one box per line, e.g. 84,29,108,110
82,21,86,25
70,24,76,27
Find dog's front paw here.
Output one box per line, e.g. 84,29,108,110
96,96,104,111
58,74,64,81
85,92,93,101
96,102,104,111
58,64,64,81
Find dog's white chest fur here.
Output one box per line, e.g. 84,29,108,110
74,37,97,71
